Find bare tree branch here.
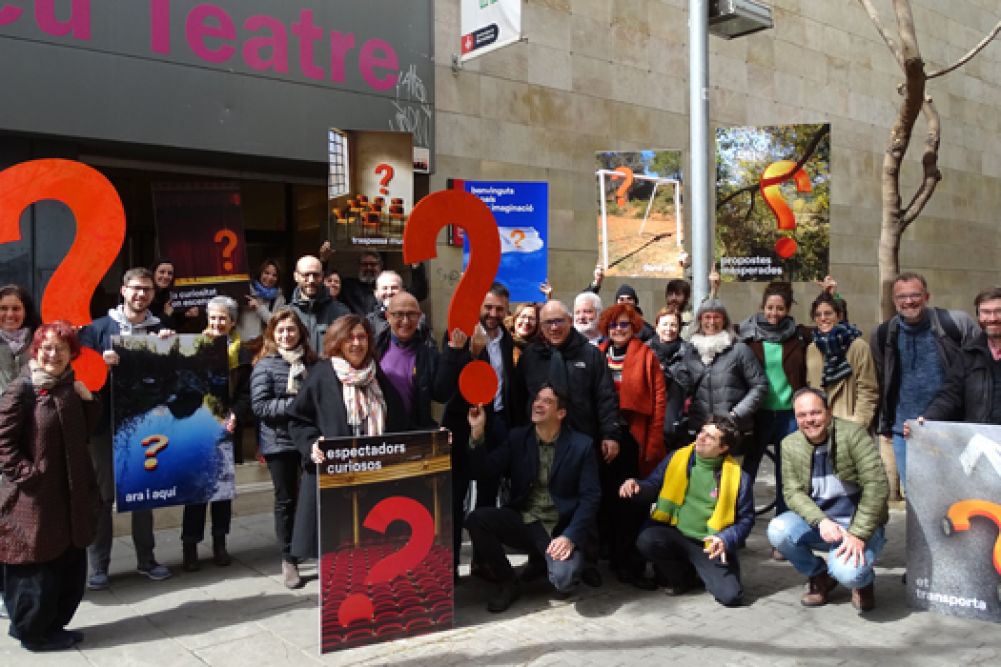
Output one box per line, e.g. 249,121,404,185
716,183,756,210
743,190,757,225
927,20,1001,79
857,0,905,67
901,99,942,228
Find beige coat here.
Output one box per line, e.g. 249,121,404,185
806,337,878,430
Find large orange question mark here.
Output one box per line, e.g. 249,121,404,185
611,166,634,208
337,496,435,626
374,163,395,196
140,434,169,471
760,160,812,259
404,190,501,405
943,499,1001,576
213,229,238,272
0,159,126,391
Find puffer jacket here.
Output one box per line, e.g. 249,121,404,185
250,353,301,457
673,332,768,434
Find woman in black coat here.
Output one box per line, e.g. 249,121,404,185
250,307,316,588
287,314,408,562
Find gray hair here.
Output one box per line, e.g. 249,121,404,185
206,295,239,321
574,291,603,312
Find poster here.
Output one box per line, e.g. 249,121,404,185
595,150,684,279
152,182,251,308
453,180,547,302
715,123,830,282
318,430,453,653
112,335,234,513
907,420,1001,623
460,0,522,62
327,129,415,251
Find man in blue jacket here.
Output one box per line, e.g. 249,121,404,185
465,384,601,613
620,415,753,606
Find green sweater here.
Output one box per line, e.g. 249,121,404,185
779,417,889,540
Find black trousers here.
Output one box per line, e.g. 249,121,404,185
265,451,300,564
4,546,87,644
636,522,743,606
599,433,645,573
181,500,232,543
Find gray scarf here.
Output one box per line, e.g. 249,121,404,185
0,327,30,356
739,313,798,344
278,346,306,394
28,358,73,390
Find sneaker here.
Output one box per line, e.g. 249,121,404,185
137,562,172,581
87,571,110,591
282,561,302,589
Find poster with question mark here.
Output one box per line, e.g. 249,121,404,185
715,123,830,282
151,183,250,308
907,421,1001,622
317,430,452,653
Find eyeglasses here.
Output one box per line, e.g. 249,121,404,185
389,311,420,321
541,318,568,328
893,292,925,303
609,321,632,331
125,284,154,293
299,271,323,280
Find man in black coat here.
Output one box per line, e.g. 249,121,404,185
465,384,600,612
288,255,350,355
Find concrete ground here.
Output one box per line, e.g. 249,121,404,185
2,506,999,666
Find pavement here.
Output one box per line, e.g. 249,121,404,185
2,505,1000,666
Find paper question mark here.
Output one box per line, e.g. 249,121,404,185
337,496,435,627
760,160,812,259
213,229,238,272
140,434,169,471
943,499,1001,577
374,163,395,196
0,159,126,391
404,190,501,405
612,166,634,208
510,228,525,249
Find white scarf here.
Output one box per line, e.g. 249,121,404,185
691,330,733,366
331,357,386,436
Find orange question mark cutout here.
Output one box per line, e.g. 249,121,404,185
374,163,395,196
611,166,634,207
510,228,525,249
760,160,812,259
943,499,1001,575
404,190,501,405
337,496,435,627
0,159,126,391
213,229,238,272
140,434,169,472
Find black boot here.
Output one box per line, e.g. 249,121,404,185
182,542,200,572
486,579,520,613
213,535,231,566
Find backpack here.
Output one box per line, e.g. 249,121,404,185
876,307,961,352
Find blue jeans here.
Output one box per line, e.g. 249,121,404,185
744,409,798,515
892,433,906,487
767,511,886,589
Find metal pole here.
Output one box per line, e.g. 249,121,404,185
598,172,609,269
689,0,710,306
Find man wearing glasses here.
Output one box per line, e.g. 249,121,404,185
318,245,428,316
80,268,176,590
373,291,441,429
289,255,351,355
870,272,978,489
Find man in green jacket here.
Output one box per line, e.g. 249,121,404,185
767,387,890,612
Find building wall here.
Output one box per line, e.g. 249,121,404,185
427,0,1001,334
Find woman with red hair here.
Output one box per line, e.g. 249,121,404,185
598,303,666,589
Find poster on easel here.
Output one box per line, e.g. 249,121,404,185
318,430,453,653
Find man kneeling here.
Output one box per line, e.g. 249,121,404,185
465,384,600,613
767,388,889,612
619,416,752,606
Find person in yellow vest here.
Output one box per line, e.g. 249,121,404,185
619,415,753,606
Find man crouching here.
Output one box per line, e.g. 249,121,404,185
619,416,752,606
465,384,600,613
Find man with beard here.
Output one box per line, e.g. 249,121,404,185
288,255,350,354
573,291,605,346
435,283,520,579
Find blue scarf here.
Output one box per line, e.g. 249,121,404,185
813,323,862,387
252,280,279,302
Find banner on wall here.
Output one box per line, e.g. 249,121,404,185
451,180,547,303
460,0,522,62
327,129,415,252
595,150,684,280
318,430,453,653
152,183,251,308
907,420,1001,623
112,335,234,513
715,123,830,282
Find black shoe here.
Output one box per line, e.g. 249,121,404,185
486,580,520,613
581,566,602,588
51,629,84,645
520,558,547,583
182,542,200,572
213,536,231,567
470,560,500,583
21,632,77,652
616,568,657,591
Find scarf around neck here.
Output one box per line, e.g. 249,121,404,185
813,323,862,387
252,280,279,302
29,358,74,390
331,357,386,436
741,313,798,343
278,345,306,394
691,330,733,366
0,327,30,356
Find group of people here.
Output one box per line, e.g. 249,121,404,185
0,251,993,650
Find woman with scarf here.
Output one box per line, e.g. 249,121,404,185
505,302,541,365
597,303,666,589
181,296,252,571
237,258,287,343
0,321,100,651
251,307,316,589
737,282,812,536
806,292,878,428
287,314,408,562
0,284,40,395
150,259,202,333
648,305,689,453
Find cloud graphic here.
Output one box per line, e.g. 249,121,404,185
498,226,544,254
